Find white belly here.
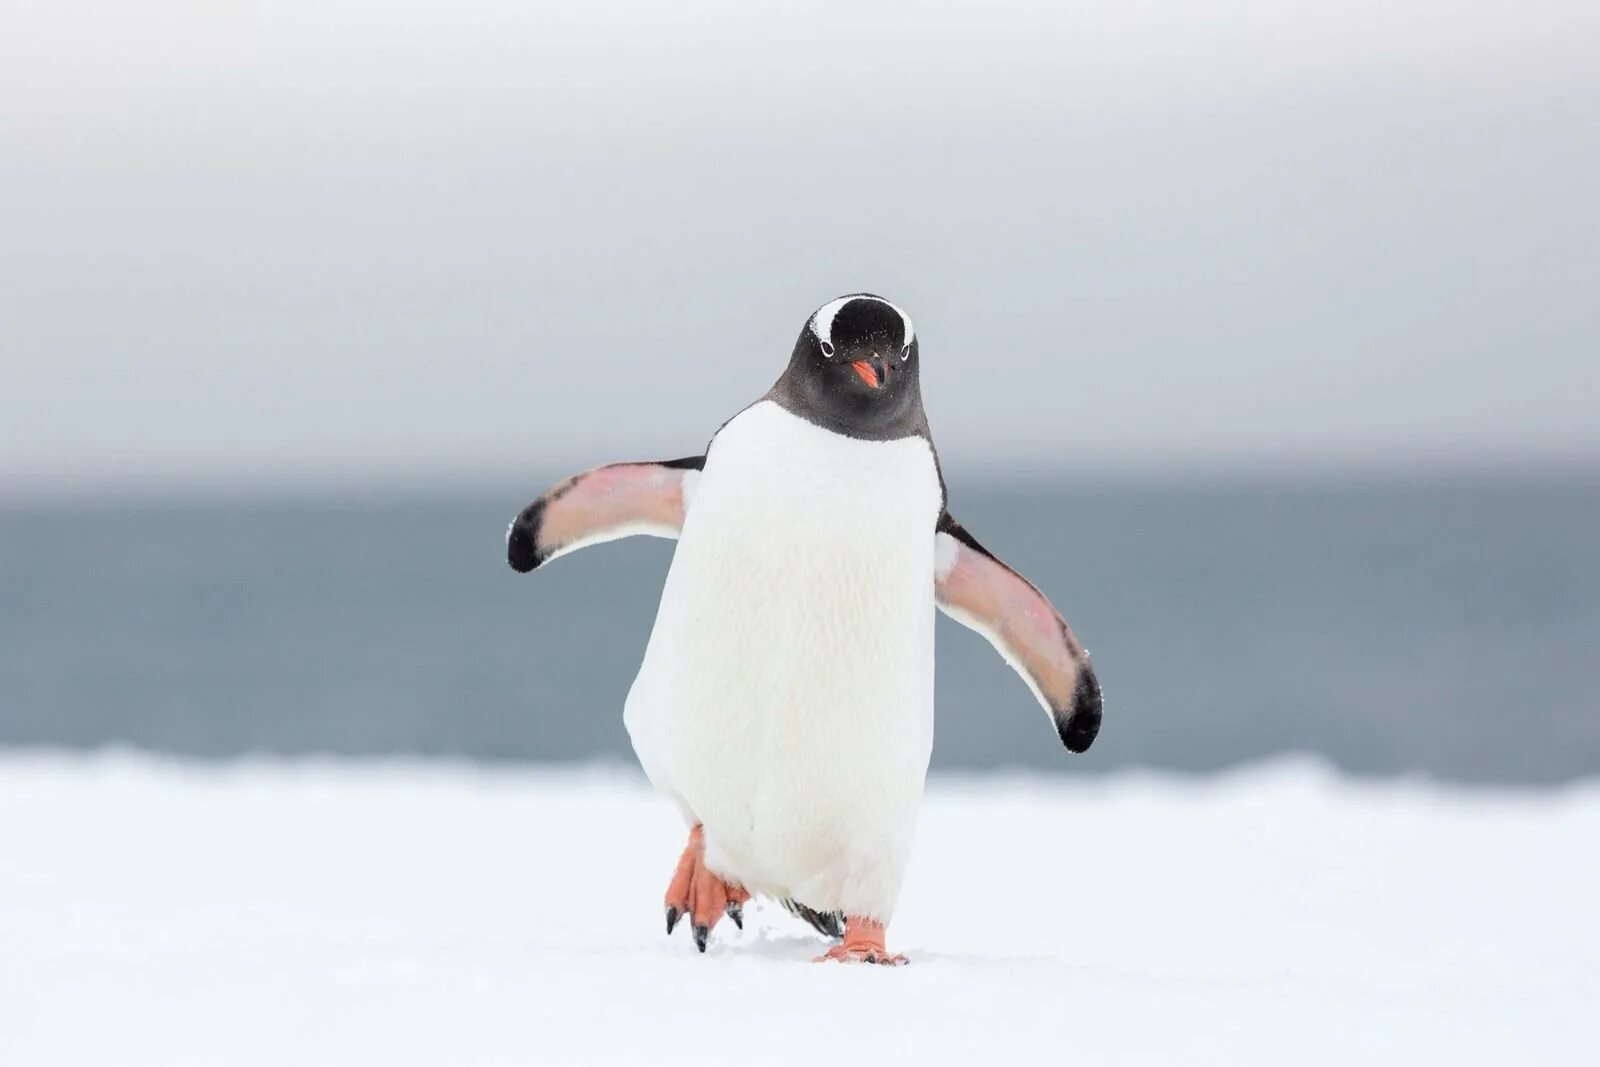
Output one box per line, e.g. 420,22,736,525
623,401,943,920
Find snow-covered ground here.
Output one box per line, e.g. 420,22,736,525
1,754,1595,1065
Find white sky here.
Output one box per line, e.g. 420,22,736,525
3,1,1597,492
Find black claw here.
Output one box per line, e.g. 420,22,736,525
725,901,744,930
692,924,710,953
665,906,680,936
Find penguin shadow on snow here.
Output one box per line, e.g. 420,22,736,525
656,902,1088,970
682,902,841,963
654,902,907,965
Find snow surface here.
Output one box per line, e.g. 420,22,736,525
1,753,1595,1066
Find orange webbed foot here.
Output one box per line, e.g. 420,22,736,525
663,825,748,953
813,916,907,966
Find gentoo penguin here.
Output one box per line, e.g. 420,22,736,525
507,294,1101,964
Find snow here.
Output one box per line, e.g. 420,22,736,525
1,754,1595,1066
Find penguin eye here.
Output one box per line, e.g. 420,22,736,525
821,341,835,358
901,344,912,362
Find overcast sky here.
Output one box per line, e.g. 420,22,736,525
3,1,1596,493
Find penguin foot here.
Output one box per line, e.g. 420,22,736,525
813,916,906,966
663,824,749,953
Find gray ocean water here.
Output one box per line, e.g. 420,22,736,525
2,477,1596,784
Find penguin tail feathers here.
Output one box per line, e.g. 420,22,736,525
783,899,845,939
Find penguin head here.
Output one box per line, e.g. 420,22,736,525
777,294,923,438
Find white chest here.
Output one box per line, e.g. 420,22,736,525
625,400,943,768
688,400,941,553
668,403,942,660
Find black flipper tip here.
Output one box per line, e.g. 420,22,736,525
692,924,710,953
1058,665,1103,754
505,501,546,573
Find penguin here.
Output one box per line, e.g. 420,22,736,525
507,294,1101,964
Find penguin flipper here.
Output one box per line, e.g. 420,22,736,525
507,456,704,573
933,511,1102,753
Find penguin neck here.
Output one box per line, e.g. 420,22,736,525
765,363,931,444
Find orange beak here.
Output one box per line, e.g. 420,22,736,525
850,360,881,388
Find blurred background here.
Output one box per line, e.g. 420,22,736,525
2,1,1596,783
